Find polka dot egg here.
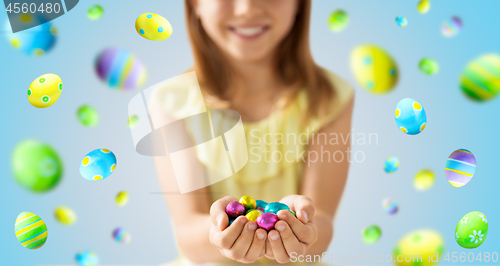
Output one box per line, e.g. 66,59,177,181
15,212,48,250
350,44,399,94
446,149,476,187
394,229,444,266
395,98,427,135
384,157,399,173
76,250,99,266
395,16,408,27
135,13,173,41
455,211,488,249
80,148,117,181
28,74,62,108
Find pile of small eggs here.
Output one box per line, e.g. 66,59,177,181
225,195,296,231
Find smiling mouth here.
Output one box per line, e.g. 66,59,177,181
229,26,270,39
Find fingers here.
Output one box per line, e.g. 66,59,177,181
241,228,267,263
293,196,315,224
275,220,305,256
268,230,290,263
265,238,275,260
210,196,238,230
214,216,247,250
226,221,258,261
277,210,314,244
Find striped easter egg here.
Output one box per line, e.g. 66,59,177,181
445,149,476,187
112,227,131,244
382,198,398,215
94,47,147,91
460,54,500,102
15,212,48,250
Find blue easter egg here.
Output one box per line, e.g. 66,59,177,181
256,200,268,210
264,202,290,214
75,250,99,266
384,157,400,173
80,148,117,181
4,14,57,56
394,98,427,135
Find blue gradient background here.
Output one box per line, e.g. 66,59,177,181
1,0,499,265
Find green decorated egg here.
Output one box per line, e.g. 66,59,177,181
362,225,381,244
12,140,63,193
455,211,488,249
394,229,444,266
76,105,99,127
15,212,48,249
328,10,349,32
419,58,439,75
460,54,500,102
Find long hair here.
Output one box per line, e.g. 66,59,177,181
184,0,334,119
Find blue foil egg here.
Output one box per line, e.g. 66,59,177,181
80,148,117,181
256,200,268,210
394,98,427,135
264,202,290,214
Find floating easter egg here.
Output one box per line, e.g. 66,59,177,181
455,211,488,249
328,10,349,32
80,148,117,181
54,206,77,225
256,213,278,230
27,74,63,108
76,250,99,266
414,169,436,191
135,13,173,41
418,0,431,14
4,14,57,56
15,212,48,250
446,149,476,187
88,5,104,20
419,58,439,75
384,157,399,173
127,115,139,128
95,47,147,91
382,198,398,215
246,210,262,222
116,191,129,206
12,139,63,193
225,201,245,218
256,200,268,210
441,16,462,37
394,229,444,266
395,16,408,27
460,54,500,102
350,44,399,94
264,202,290,214
77,105,99,127
112,227,131,244
239,195,256,210
362,225,381,244
394,98,427,135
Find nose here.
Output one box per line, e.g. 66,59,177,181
234,0,263,17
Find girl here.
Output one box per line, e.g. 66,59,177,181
153,0,354,264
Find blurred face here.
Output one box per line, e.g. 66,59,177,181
193,0,299,62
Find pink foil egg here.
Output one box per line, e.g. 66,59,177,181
257,213,278,230
256,207,265,212
226,201,245,218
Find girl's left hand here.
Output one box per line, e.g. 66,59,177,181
265,196,318,263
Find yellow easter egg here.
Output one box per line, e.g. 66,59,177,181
28,73,62,108
116,191,129,206
54,206,77,225
350,44,399,94
245,210,262,222
394,229,444,266
135,13,172,41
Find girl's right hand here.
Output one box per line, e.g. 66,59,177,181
209,196,268,263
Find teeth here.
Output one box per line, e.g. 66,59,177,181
233,27,264,36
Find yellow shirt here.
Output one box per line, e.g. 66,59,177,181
155,69,354,265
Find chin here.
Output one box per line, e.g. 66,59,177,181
227,47,273,63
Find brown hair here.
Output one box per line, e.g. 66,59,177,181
184,0,334,119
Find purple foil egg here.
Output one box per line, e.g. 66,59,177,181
256,207,265,212
226,201,245,218
257,213,278,230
